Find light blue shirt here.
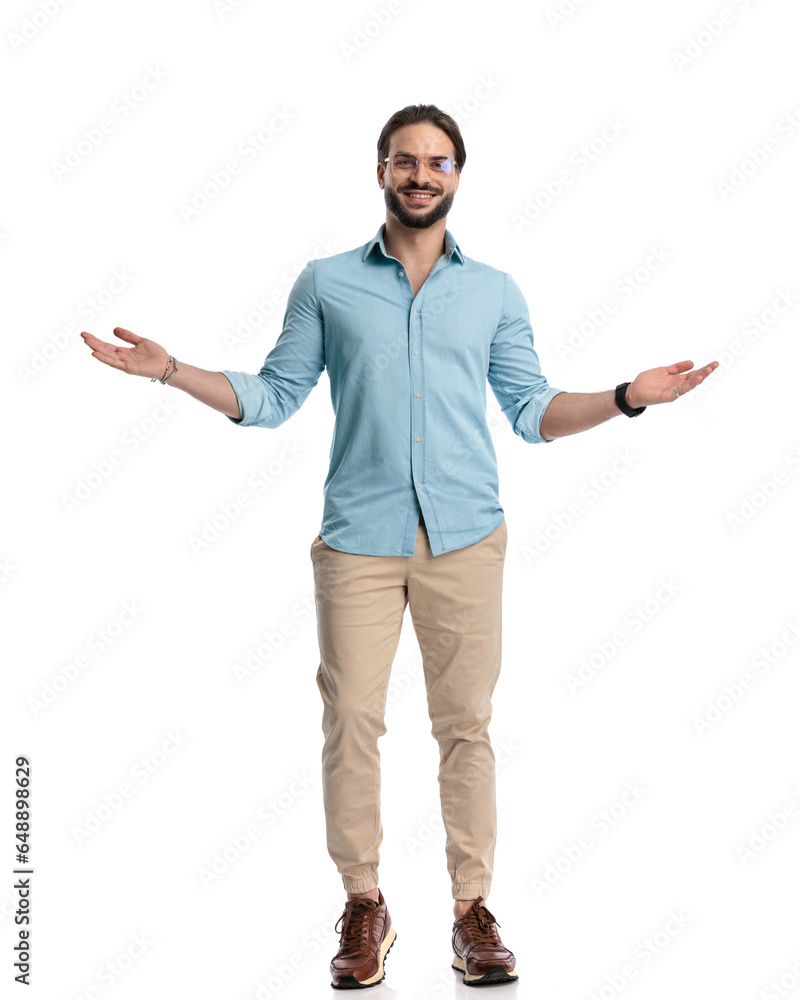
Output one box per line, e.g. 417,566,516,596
220,223,565,557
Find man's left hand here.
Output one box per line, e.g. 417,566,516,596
627,359,719,408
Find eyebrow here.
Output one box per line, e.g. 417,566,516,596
393,151,451,158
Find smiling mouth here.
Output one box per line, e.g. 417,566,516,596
403,190,437,204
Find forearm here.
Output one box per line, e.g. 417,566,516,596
539,387,628,440
167,361,241,421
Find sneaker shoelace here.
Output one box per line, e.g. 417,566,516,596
459,897,502,945
334,898,380,956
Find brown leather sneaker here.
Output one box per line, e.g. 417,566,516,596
330,889,397,990
451,896,518,986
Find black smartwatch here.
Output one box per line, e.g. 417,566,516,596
615,382,646,418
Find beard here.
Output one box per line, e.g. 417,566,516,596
384,181,456,230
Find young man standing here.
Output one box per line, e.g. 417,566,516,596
81,104,717,989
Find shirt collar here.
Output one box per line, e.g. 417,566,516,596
363,222,465,264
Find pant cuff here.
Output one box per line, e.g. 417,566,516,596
342,873,379,894
452,881,491,900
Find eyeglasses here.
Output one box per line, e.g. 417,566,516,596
384,154,456,179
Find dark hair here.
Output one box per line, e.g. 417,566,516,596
377,104,466,172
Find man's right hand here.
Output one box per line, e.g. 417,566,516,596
80,326,242,420
81,326,169,380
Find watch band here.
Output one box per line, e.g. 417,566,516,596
615,382,646,418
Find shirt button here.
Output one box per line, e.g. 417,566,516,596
416,481,421,487
413,309,417,314
399,271,404,277
413,349,418,355
415,392,420,398
416,436,421,442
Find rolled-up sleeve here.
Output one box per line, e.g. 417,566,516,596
487,272,565,444
220,260,325,428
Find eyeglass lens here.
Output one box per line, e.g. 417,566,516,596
391,155,453,175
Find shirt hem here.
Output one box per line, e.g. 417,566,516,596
318,518,506,558
433,517,506,556
317,534,415,557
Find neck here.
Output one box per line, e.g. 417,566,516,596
382,214,447,269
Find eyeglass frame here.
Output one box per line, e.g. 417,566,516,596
382,153,459,180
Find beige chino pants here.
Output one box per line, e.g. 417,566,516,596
310,512,508,901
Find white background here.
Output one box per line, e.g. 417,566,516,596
3,0,799,997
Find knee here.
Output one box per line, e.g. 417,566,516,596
430,713,492,745
322,688,388,741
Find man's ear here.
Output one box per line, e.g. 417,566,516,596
377,162,385,190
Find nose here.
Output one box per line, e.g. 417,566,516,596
409,159,435,187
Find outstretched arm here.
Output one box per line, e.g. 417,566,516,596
539,359,719,440
81,327,242,420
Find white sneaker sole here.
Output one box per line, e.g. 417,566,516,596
452,953,518,985
331,926,397,989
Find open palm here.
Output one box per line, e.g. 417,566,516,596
80,326,168,379
629,359,719,407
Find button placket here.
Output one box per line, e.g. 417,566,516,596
410,292,424,493
408,261,446,503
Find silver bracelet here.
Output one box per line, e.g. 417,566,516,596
162,357,179,384
151,356,178,384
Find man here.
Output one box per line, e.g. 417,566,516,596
81,103,717,990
